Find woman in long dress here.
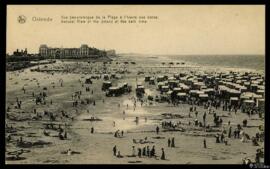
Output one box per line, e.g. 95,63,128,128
161,148,165,160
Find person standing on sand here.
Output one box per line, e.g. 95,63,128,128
168,138,171,147
156,126,159,135
237,129,241,139
215,134,220,143
171,137,175,147
150,145,156,158
220,133,224,143
113,145,117,156
161,148,165,160
146,146,150,157
234,129,237,138
142,147,146,156
195,111,198,118
132,146,136,157
203,138,207,148
243,119,248,127
64,131,67,139
138,148,142,158
114,131,117,137
228,126,232,138
203,112,206,126
91,127,94,134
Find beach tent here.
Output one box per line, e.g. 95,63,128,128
204,88,215,95
177,92,187,101
238,86,247,93
196,91,205,96
158,82,165,90
111,74,116,79
149,77,155,85
179,83,190,92
230,97,239,106
242,100,255,110
161,85,170,93
192,82,203,90
199,94,208,102
173,74,180,79
168,80,179,89
157,75,165,82
243,82,251,89
256,90,265,96
145,76,151,82
136,85,145,97
200,85,207,90
106,86,121,97
168,77,176,81
179,77,188,83
173,87,182,93
103,74,110,80
167,91,173,98
85,78,93,84
189,90,199,97
257,99,265,112
102,81,112,91
228,89,241,98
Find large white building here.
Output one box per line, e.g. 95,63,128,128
39,44,106,58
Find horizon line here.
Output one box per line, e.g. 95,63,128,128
117,53,265,56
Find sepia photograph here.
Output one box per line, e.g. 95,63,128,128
5,4,267,165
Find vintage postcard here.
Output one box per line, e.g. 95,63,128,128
5,5,265,165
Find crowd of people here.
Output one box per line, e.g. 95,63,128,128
112,145,166,160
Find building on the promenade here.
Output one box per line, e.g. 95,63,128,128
13,48,28,56
106,50,116,56
39,44,107,58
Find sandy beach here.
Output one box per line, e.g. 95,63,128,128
5,55,265,164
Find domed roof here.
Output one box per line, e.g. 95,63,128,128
81,44,88,48
40,44,48,48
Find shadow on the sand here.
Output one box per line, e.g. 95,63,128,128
6,156,26,161
152,136,165,139
17,140,52,148
128,160,142,163
126,155,136,158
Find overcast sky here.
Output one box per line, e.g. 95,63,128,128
7,5,265,55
